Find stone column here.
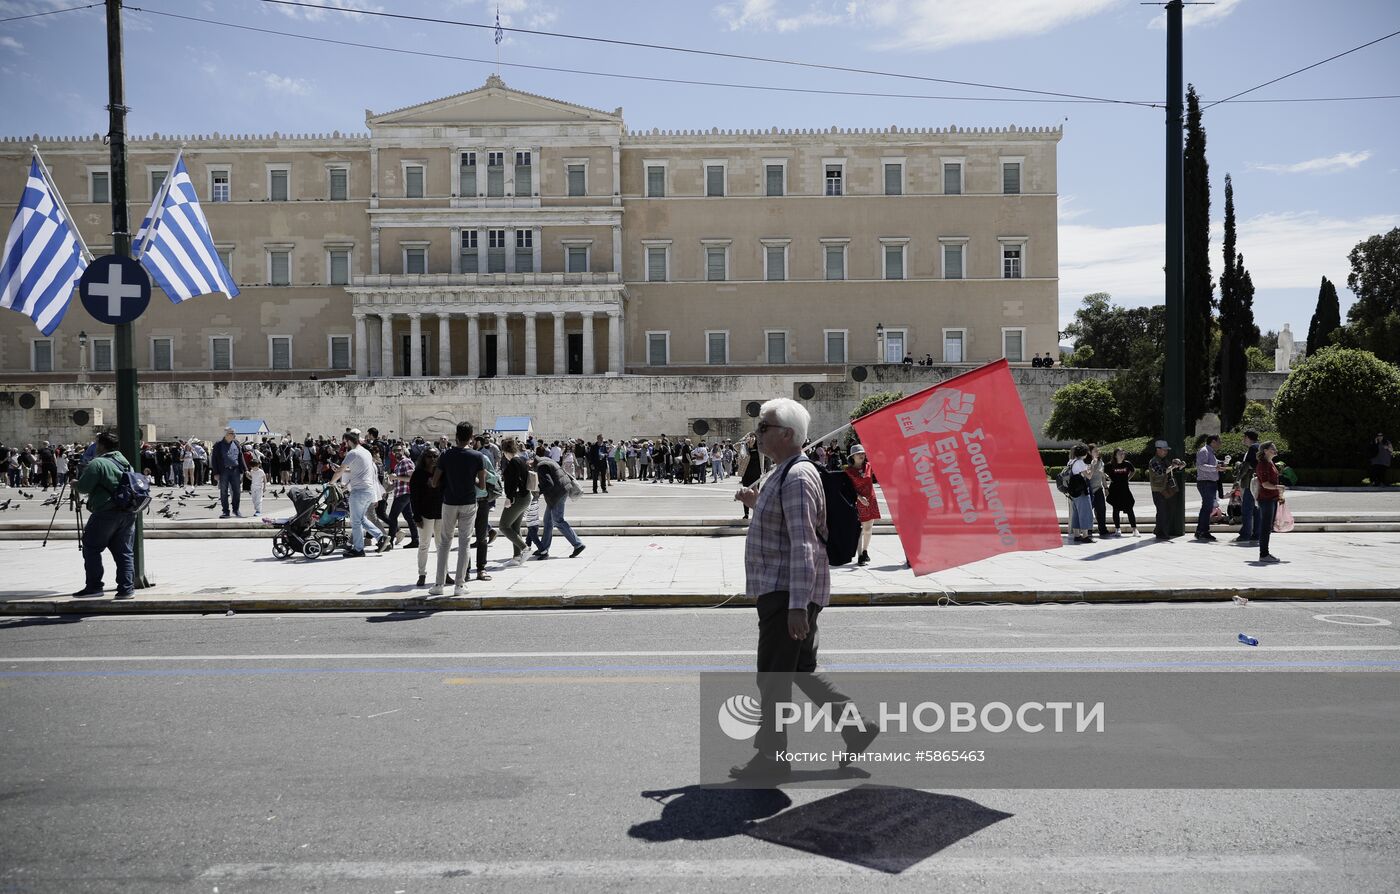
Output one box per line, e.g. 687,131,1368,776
607,310,622,375
553,310,566,375
495,312,509,375
581,310,595,376
611,223,622,274
354,314,369,377
523,312,538,376
380,312,394,378
409,312,423,377
467,313,480,378
438,311,452,377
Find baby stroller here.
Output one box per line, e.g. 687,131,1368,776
269,484,349,559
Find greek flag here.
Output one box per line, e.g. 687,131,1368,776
494,8,503,44
0,157,87,335
135,157,239,302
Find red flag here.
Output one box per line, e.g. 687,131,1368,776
851,359,1061,575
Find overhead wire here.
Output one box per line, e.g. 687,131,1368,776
0,2,100,24
1203,27,1400,109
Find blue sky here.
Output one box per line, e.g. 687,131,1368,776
2,0,1396,338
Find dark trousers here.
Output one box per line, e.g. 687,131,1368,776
753,591,851,757
590,463,608,492
498,493,529,557
1258,500,1278,558
1239,487,1257,541
1111,503,1137,529
1152,490,1170,538
82,509,135,593
387,493,417,543
474,498,491,569
1195,481,1217,536
1091,490,1109,537
218,471,241,514
1371,464,1389,487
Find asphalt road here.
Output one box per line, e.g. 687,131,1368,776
2,602,1399,893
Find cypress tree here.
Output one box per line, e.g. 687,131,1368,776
1306,276,1341,356
1183,85,1215,430
1217,175,1255,430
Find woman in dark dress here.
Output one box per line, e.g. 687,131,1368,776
738,433,762,519
1105,447,1138,536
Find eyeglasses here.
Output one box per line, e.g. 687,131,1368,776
756,421,789,434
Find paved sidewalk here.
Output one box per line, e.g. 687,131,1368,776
3,530,1397,614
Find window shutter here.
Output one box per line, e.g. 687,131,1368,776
647,166,665,197
765,165,784,196
91,172,109,203
885,245,904,280
213,338,231,370
151,170,167,200
648,335,667,366
943,163,961,195
825,246,844,280
945,245,963,279
270,170,289,201
706,165,724,197
515,153,532,196
331,337,350,370
461,247,479,273
647,247,667,282
767,332,786,364
153,339,172,371
1003,163,1020,194
406,167,424,198
329,169,347,201
34,341,53,372
827,333,845,364
766,246,785,281
330,251,349,285
272,338,291,370
271,251,290,285
487,159,504,197
567,165,585,197
708,333,726,364
706,248,726,281
94,340,113,371
884,164,902,195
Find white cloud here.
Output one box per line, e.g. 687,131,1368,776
455,0,559,31
0,35,22,52
272,0,383,22
250,70,313,96
1147,0,1245,29
1248,151,1372,175
1057,194,1091,222
715,0,844,32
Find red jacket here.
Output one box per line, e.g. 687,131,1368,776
844,463,881,523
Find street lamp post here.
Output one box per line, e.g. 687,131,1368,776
875,322,884,364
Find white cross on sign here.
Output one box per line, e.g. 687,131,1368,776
88,263,144,317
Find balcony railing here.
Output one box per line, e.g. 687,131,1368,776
350,272,622,288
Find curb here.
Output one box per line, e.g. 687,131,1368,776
4,586,1399,616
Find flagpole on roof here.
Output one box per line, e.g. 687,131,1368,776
30,145,93,264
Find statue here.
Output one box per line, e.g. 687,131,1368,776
1275,323,1295,373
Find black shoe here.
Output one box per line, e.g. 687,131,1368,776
857,551,869,565
407,541,420,548
71,587,104,598
343,549,366,558
570,544,586,558
219,512,231,519
114,590,134,600
487,529,497,544
840,716,880,766
1193,534,1211,542
534,552,550,560
531,549,546,557
728,755,792,783
416,574,426,587
375,535,389,553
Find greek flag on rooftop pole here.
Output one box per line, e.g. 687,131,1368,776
0,153,90,336
134,153,239,302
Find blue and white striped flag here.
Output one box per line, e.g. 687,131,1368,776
494,7,504,44
0,157,87,335
135,157,239,302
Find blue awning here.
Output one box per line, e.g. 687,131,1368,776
227,419,271,436
493,416,533,433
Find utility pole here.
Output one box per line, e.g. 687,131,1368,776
1162,0,1187,537
105,0,149,586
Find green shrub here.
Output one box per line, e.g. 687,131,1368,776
1039,449,1071,467
1289,468,1369,486
1239,401,1275,432
850,390,905,422
1273,347,1400,466
1044,379,1124,443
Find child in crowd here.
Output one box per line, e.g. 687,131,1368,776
247,456,266,517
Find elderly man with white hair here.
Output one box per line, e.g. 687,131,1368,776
730,398,876,783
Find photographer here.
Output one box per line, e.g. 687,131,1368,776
73,432,136,599
1371,435,1393,488
1148,439,1185,542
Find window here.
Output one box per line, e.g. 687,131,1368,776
943,329,965,363
883,329,906,364
566,245,589,274
825,330,847,364
459,152,477,196
404,246,427,275
764,243,787,282
269,249,291,286
942,160,962,196
151,337,173,371
90,170,109,204
705,245,727,282
567,163,586,197
149,169,169,200
646,331,669,366
269,335,292,370
883,242,907,280
766,331,788,364
646,163,666,197
328,248,350,286
328,167,348,201
515,230,534,273
941,240,966,280
824,243,846,281
404,164,425,198
514,151,532,196
210,169,230,202
824,162,844,196
91,337,113,372
268,167,289,202
883,160,904,196
329,335,351,370
1002,242,1024,279
704,162,725,197
645,244,669,282
460,230,479,273
1002,328,1025,363
216,246,234,275
1002,159,1022,195
487,151,504,197
32,339,53,372
487,230,506,272
764,161,785,197
706,331,728,365
210,336,233,370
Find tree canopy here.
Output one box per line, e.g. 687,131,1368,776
1062,293,1164,370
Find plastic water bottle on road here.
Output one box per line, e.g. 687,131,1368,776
1238,633,1259,646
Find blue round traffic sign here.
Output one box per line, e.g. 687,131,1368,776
79,255,151,325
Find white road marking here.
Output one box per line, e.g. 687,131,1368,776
1312,614,1393,627
199,855,1319,879
5,645,1400,663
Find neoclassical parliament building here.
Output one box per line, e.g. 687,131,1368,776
0,76,1061,383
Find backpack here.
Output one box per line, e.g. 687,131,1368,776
777,456,861,566
1055,465,1074,495
100,455,152,513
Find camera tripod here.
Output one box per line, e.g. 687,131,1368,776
41,478,84,550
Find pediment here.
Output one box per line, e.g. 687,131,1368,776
367,76,622,127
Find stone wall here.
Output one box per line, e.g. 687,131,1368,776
0,367,1289,446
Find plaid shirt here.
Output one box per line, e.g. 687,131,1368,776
744,455,830,610
391,456,414,498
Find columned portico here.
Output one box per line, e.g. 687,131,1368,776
438,312,452,377
409,312,423,377
553,311,566,375
467,313,481,378
379,312,394,378
494,312,509,376
607,310,622,375
524,312,538,376
581,311,595,376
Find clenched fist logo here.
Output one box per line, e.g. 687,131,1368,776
897,388,975,437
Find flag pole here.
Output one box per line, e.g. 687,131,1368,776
134,146,182,259
807,361,1005,447
31,146,94,263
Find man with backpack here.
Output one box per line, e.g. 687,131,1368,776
731,398,874,783
73,432,142,599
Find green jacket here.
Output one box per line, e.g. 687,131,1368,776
77,451,131,512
